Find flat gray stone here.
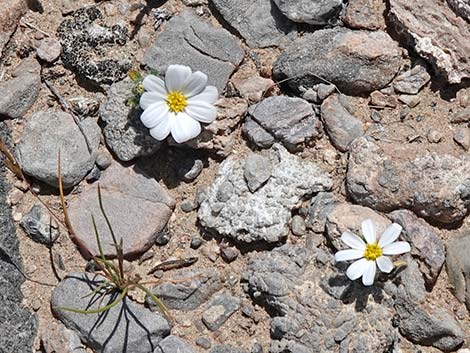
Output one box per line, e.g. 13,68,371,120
51,273,171,353
68,163,175,258
321,94,364,152
273,27,402,95
245,96,322,151
273,0,344,24
446,233,470,311
244,153,272,193
100,78,161,162
306,192,338,233
155,336,196,353
199,145,332,243
16,111,100,188
0,73,40,120
141,10,244,92
202,293,240,331
392,64,431,95
210,0,296,48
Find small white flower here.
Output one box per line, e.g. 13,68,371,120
334,219,411,286
139,64,218,143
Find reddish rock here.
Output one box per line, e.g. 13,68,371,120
343,0,386,30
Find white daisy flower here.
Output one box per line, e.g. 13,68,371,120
334,218,411,286
139,64,218,143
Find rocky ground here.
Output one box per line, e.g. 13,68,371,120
3,0,470,352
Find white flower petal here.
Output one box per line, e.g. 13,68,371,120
140,102,169,129
183,71,208,97
361,219,376,244
140,92,166,110
376,256,393,273
149,116,171,141
170,112,201,143
362,261,377,286
142,75,167,96
346,258,369,280
191,86,218,104
335,249,364,262
341,231,366,250
382,241,411,255
165,65,192,92
378,223,403,247
185,100,217,124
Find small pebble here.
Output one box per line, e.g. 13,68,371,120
180,200,197,213
370,110,382,123
195,336,212,349
86,166,101,183
36,38,62,63
8,189,24,206
182,159,204,182
138,250,155,265
190,236,203,249
291,215,306,236
155,231,171,245
454,128,470,151
202,244,220,262
31,297,42,311
221,247,239,263
251,343,264,353
95,152,112,170
427,129,442,143
13,212,22,222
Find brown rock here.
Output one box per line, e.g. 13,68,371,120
454,127,470,150
68,163,175,258
389,0,470,83
343,0,386,30
0,0,27,55
231,67,274,103
451,109,470,123
370,91,398,108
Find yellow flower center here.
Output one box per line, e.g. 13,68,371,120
166,91,187,113
363,242,382,261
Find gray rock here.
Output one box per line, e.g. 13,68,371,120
389,0,470,84
446,233,470,311
11,57,41,77
141,10,244,93
95,151,112,170
316,83,336,101
389,210,445,287
85,165,101,183
243,118,275,149
100,78,161,161
321,94,364,152
243,245,396,352
156,335,196,353
245,96,322,151
393,64,431,95
37,37,62,63
394,292,464,351
210,346,248,353
68,163,175,257
16,111,100,188
177,158,204,183
58,7,131,84
451,109,470,123
347,136,470,224
221,247,239,263
0,124,37,352
0,73,40,120
454,127,470,151
198,145,332,243
273,27,402,95
447,0,470,21
147,268,224,311
0,0,27,56
209,0,296,48
306,192,338,233
272,0,343,25
196,336,211,349
202,292,240,331
190,237,203,249
243,153,272,193
290,215,306,236
20,204,59,246
52,273,171,353
342,0,386,30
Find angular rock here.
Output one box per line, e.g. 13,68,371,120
37,37,62,63
369,91,398,108
389,0,470,84
202,292,240,331
342,0,386,30
321,94,364,152
347,136,470,224
230,68,274,103
147,268,224,311
454,127,470,151
20,204,59,246
244,96,322,151
306,192,338,233
210,0,296,48
389,210,445,287
326,203,391,250
243,118,275,149
16,111,100,188
447,0,470,21
51,273,171,353
142,10,244,92
198,145,332,243
100,78,161,162
244,245,396,352
68,163,175,258
58,6,131,84
394,292,464,351
446,233,470,311
0,73,41,120
243,153,272,193
0,0,27,55
156,336,196,353
272,0,344,25
393,64,431,95
273,27,402,95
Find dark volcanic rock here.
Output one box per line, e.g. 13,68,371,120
272,0,344,25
